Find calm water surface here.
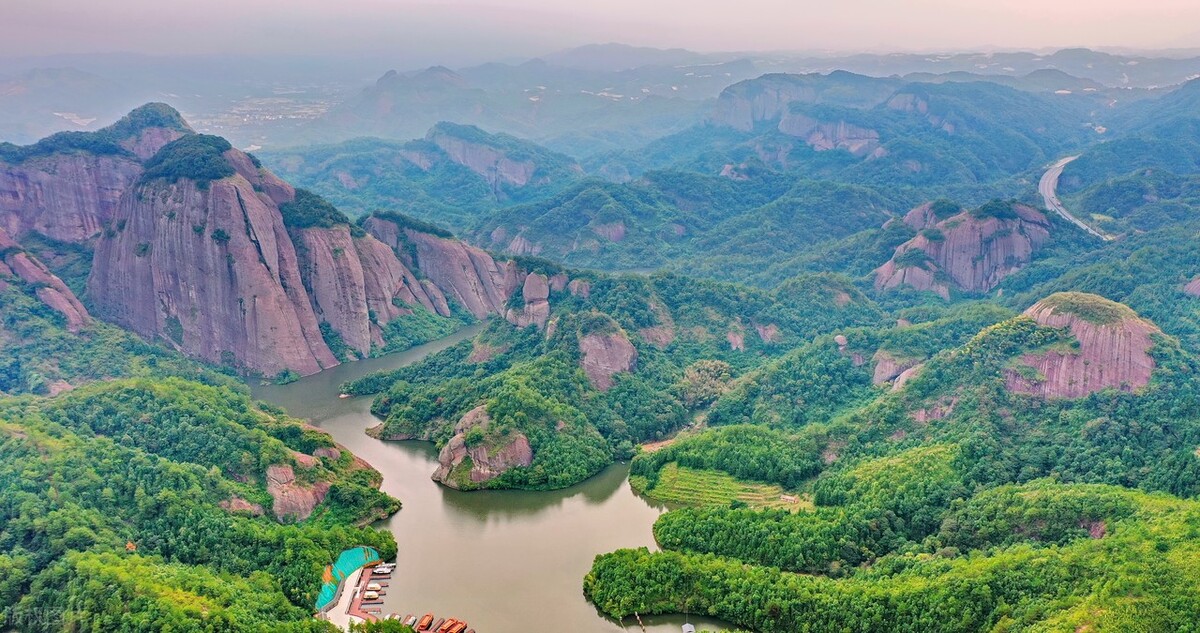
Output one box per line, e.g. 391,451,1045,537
251,325,730,633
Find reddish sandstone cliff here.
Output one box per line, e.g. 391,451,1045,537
363,215,521,319
1005,293,1159,399
875,201,1050,298
0,227,90,331
88,172,339,377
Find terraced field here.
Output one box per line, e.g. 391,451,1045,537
630,463,812,511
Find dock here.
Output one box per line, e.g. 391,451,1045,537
321,561,473,632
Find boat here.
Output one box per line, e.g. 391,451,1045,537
417,614,434,630
431,618,445,631
447,623,467,633
438,618,459,632
362,591,379,600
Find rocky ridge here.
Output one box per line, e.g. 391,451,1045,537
1,104,600,377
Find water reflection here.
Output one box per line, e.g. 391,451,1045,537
250,327,734,633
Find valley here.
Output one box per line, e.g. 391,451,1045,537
250,324,732,633
4,25,1200,633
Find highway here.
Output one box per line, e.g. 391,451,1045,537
1039,155,1112,241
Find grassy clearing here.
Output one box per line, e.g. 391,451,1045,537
631,462,812,511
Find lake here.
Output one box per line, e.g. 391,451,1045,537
251,324,730,633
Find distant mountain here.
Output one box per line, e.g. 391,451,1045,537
261,122,583,230
902,69,1107,94
601,73,1099,187
783,47,1200,89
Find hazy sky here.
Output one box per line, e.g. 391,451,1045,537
6,0,1200,61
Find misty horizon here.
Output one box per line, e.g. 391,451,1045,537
5,0,1200,67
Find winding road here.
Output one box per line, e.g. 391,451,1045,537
1039,155,1112,241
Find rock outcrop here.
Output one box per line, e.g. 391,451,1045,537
431,405,534,488
777,112,883,157
0,227,91,331
579,330,637,391
1005,293,1159,399
872,350,920,386
1185,276,1200,298
505,272,551,329
265,463,330,521
875,202,1051,298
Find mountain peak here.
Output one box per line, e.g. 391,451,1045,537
1006,293,1160,398
1028,292,1144,326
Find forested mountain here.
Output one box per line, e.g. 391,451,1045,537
6,42,1200,633
584,294,1200,631
261,122,582,230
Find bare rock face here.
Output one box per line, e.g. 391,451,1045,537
872,350,920,386
364,218,520,319
579,330,637,391
265,463,330,522
352,234,448,342
1185,276,1200,298
1005,293,1159,399
299,226,372,356
0,154,143,243
505,272,552,329
121,126,187,161
567,279,591,298
755,323,781,343
313,447,342,460
778,112,881,157
0,227,90,331
429,130,533,187
892,363,924,392
431,406,534,489
219,496,265,516
88,174,339,377
875,202,1050,297
295,225,446,356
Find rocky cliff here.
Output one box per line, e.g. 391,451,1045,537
777,111,884,158
365,215,521,319
0,103,187,244
431,405,534,489
710,72,898,131
875,201,1051,298
1005,293,1159,399
1185,276,1200,298
265,463,330,521
88,170,340,377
